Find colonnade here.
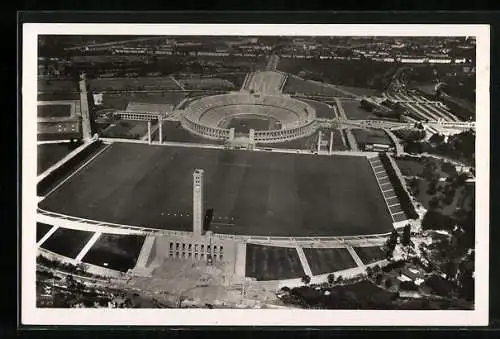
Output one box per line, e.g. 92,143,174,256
253,121,317,143
181,116,231,140
165,239,225,262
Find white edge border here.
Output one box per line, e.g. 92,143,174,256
22,23,490,327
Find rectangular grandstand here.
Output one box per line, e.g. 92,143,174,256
39,142,393,237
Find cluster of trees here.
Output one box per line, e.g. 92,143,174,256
420,189,475,302
45,274,113,308
393,128,426,142
403,130,475,166
407,177,421,196
384,230,399,259
383,226,412,260
279,58,399,91
36,255,107,280
279,281,398,310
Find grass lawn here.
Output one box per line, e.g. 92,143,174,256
40,228,95,259
100,121,148,139
395,158,426,177
336,85,381,97
258,128,347,151
38,79,77,93
297,98,335,119
351,129,392,146
245,244,304,280
283,75,354,97
37,104,72,118
340,100,379,120
152,120,224,145
303,247,357,275
102,92,186,110
39,143,392,236
89,77,180,91
353,246,386,265
36,223,53,242
82,233,145,272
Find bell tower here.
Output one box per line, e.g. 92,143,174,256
192,169,205,236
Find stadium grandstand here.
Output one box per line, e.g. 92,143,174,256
181,92,317,144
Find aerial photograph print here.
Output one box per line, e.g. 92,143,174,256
22,24,489,326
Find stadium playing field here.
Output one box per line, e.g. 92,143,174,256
39,143,393,236
224,117,279,133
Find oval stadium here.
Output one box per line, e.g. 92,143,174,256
181,92,317,144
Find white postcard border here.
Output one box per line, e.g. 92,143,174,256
22,23,490,326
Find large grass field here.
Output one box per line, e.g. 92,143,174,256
303,247,357,275
40,228,94,259
82,233,145,272
39,143,392,236
245,244,304,281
